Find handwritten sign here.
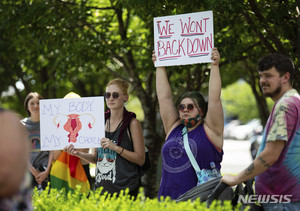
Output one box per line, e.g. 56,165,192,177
40,96,105,151
153,11,214,67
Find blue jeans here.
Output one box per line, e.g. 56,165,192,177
262,202,300,211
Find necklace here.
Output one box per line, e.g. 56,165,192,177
107,117,123,133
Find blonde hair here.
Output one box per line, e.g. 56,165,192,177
64,92,81,99
107,78,129,95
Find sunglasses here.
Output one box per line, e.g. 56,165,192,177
104,92,120,99
177,104,196,112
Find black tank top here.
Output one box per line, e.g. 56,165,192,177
94,125,140,194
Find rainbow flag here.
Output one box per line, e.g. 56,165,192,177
50,151,90,193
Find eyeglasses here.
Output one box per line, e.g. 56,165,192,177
177,104,195,112
104,92,120,99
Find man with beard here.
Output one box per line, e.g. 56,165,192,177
221,54,300,210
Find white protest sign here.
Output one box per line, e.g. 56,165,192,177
40,96,104,151
153,10,214,67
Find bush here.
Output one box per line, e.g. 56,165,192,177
32,186,243,211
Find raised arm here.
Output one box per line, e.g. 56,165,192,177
153,52,179,136
204,48,224,150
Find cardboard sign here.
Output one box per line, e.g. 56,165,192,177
154,11,214,67
40,96,105,150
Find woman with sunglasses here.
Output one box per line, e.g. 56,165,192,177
153,47,224,200
64,78,145,197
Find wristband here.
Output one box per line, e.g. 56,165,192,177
119,147,124,155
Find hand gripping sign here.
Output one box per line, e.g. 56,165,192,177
153,10,214,67
40,96,104,151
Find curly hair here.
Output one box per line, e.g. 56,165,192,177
257,54,295,84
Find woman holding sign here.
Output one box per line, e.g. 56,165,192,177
64,78,145,197
21,92,53,190
153,47,224,200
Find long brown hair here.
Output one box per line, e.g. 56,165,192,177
24,92,43,116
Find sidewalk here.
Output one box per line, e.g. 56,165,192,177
221,139,253,175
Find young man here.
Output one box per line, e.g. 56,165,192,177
221,54,300,210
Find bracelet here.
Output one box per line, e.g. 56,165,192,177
119,147,124,155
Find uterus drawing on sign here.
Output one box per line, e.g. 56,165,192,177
53,113,95,143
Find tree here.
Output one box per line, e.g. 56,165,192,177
222,79,273,124
1,0,299,198
212,0,300,125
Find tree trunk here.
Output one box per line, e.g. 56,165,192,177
245,62,270,127
250,84,270,127
141,116,163,198
134,85,162,198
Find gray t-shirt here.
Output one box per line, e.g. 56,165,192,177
21,118,49,169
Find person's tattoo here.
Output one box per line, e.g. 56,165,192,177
258,156,271,168
245,163,255,175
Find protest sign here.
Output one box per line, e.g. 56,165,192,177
154,11,214,67
40,96,104,150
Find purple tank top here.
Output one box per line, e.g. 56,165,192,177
158,124,223,200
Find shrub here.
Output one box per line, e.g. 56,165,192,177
32,186,244,211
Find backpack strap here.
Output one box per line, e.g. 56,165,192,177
128,121,132,141
105,108,136,145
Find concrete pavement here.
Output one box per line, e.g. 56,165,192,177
221,139,253,175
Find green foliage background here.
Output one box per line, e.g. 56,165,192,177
222,80,273,124
1,0,299,197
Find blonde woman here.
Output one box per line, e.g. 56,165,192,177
64,78,145,197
